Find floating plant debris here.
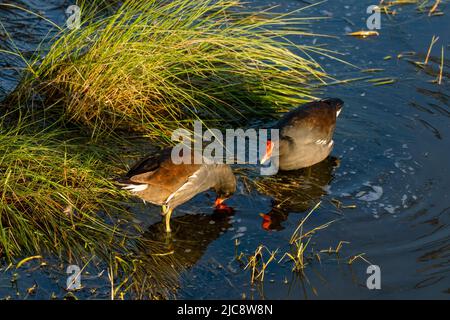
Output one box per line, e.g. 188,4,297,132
347,30,380,38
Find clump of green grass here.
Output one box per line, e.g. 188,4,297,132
0,117,132,259
14,0,328,138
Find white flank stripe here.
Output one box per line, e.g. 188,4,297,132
165,170,200,204
122,184,148,192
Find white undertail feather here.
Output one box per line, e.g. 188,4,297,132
122,184,148,192
315,139,328,145
336,109,342,117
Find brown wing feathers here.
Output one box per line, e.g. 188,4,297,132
126,148,202,197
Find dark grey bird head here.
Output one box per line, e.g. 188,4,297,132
214,165,237,208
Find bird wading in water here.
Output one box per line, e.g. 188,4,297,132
119,148,236,233
261,98,344,171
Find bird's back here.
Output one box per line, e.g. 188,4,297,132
124,148,202,205
275,100,339,143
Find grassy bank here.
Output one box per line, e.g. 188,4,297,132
12,0,328,138
0,117,130,258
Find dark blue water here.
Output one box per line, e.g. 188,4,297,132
0,0,449,299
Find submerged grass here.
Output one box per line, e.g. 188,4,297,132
236,202,343,284
11,0,328,138
243,245,278,284
281,202,337,273
378,0,447,16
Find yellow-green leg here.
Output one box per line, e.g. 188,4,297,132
162,205,173,233
305,166,312,179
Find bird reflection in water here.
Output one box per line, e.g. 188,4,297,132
142,205,235,267
126,205,235,299
255,157,340,231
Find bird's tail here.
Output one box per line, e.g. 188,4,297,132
115,178,148,192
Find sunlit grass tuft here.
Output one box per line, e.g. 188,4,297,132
0,117,132,259
12,0,329,138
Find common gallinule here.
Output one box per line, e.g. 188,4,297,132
261,98,343,171
120,148,236,232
